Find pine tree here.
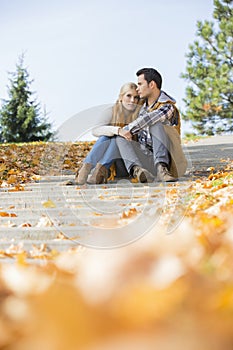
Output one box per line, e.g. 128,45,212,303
0,55,54,143
181,0,233,135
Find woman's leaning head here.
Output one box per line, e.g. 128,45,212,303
118,82,140,112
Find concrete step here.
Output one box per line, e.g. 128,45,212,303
0,176,191,254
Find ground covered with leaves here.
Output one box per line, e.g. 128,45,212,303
0,142,233,350
0,141,94,188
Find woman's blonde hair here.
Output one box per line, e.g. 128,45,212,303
110,82,142,127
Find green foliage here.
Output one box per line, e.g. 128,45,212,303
0,55,55,143
181,0,233,135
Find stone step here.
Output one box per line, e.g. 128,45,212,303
0,175,191,254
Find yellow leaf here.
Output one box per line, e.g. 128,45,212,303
17,252,27,266
7,175,18,184
42,199,56,208
0,164,6,172
8,169,19,175
31,174,41,181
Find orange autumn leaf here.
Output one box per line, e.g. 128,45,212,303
203,103,211,111
20,223,32,227
7,185,25,192
7,175,18,184
0,212,17,217
207,167,215,172
8,169,19,175
214,105,222,112
93,212,103,216
121,207,138,219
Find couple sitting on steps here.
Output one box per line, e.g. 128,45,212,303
75,67,187,185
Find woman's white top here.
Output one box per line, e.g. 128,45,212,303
91,105,119,137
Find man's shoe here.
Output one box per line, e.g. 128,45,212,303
156,163,177,182
87,163,108,184
132,166,154,183
75,163,92,185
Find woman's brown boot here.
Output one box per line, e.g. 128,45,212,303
75,163,92,185
87,163,108,184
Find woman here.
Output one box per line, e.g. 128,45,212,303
75,82,141,184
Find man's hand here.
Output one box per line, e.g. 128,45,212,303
118,128,132,141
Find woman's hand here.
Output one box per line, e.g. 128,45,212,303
118,128,132,141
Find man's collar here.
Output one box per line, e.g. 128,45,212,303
145,91,161,109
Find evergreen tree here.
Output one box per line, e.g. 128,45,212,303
181,0,233,135
0,55,54,142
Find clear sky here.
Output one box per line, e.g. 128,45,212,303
0,0,214,139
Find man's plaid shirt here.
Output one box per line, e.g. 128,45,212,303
128,91,177,153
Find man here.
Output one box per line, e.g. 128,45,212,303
117,67,187,182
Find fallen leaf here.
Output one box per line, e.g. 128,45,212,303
0,212,17,217
42,199,56,208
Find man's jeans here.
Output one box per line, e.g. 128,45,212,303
116,122,170,174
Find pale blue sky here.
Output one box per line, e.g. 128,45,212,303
0,0,214,138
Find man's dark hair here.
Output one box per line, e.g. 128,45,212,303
136,68,162,89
